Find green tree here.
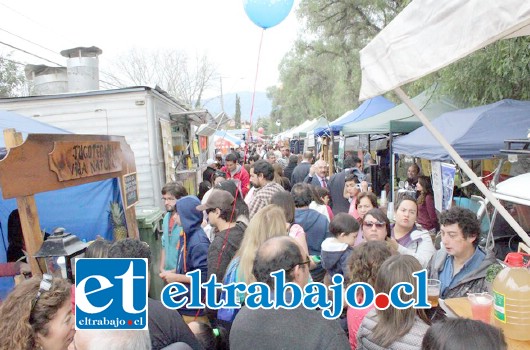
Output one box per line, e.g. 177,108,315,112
438,37,530,105
234,94,241,129
256,115,271,135
276,0,530,120
269,0,409,127
405,37,530,105
0,53,25,97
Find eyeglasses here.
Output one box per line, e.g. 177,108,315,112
287,258,311,271
206,208,217,214
363,221,386,229
31,274,53,313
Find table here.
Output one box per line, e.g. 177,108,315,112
444,297,530,350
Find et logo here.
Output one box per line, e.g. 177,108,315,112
75,258,148,330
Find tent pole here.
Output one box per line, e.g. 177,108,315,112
390,133,395,203
393,87,530,247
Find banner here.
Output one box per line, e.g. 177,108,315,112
431,161,442,212
441,163,456,211
337,136,345,171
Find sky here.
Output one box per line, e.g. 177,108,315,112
0,0,301,97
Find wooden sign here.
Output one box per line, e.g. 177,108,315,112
123,172,139,208
49,141,122,181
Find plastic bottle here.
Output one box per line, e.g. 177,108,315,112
492,252,530,340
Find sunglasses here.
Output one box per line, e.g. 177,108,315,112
31,273,53,313
363,221,386,229
206,208,217,214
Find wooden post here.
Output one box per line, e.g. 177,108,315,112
0,132,140,250
3,129,44,276
328,138,334,175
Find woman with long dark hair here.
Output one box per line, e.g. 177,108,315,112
416,175,439,232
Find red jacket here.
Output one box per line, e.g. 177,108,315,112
222,164,250,197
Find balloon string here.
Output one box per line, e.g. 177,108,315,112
245,28,265,162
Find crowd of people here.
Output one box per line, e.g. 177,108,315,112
0,144,508,350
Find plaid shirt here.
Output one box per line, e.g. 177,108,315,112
248,181,285,219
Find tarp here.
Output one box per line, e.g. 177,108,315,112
0,110,119,299
393,99,530,160
285,117,329,139
300,117,328,136
213,131,242,152
213,130,242,145
342,85,460,135
314,96,395,137
0,110,69,149
359,0,530,100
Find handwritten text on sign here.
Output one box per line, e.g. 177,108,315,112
123,172,139,208
49,141,122,181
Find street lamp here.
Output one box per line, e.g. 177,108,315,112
34,227,87,282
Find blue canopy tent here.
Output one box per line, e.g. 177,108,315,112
0,110,119,299
213,130,243,145
393,99,530,160
314,96,396,137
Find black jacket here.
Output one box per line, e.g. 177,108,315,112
291,162,311,185
207,221,247,281
148,298,204,350
328,170,350,215
203,166,216,184
283,162,297,182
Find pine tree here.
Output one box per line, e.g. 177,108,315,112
235,94,241,129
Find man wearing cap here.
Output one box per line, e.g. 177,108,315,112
197,189,247,282
203,158,219,185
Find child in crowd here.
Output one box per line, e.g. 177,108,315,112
344,174,361,220
321,213,359,284
309,185,333,222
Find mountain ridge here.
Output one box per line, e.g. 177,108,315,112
201,91,272,121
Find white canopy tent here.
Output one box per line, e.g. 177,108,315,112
282,119,314,139
359,0,530,246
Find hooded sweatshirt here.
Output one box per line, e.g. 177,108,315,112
321,237,353,283
295,208,330,256
175,196,210,316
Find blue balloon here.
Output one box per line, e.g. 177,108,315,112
243,0,295,29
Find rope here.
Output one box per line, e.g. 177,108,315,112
244,29,265,162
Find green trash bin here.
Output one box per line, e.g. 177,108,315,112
136,206,165,300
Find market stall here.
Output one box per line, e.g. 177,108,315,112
0,131,138,277
357,0,530,246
